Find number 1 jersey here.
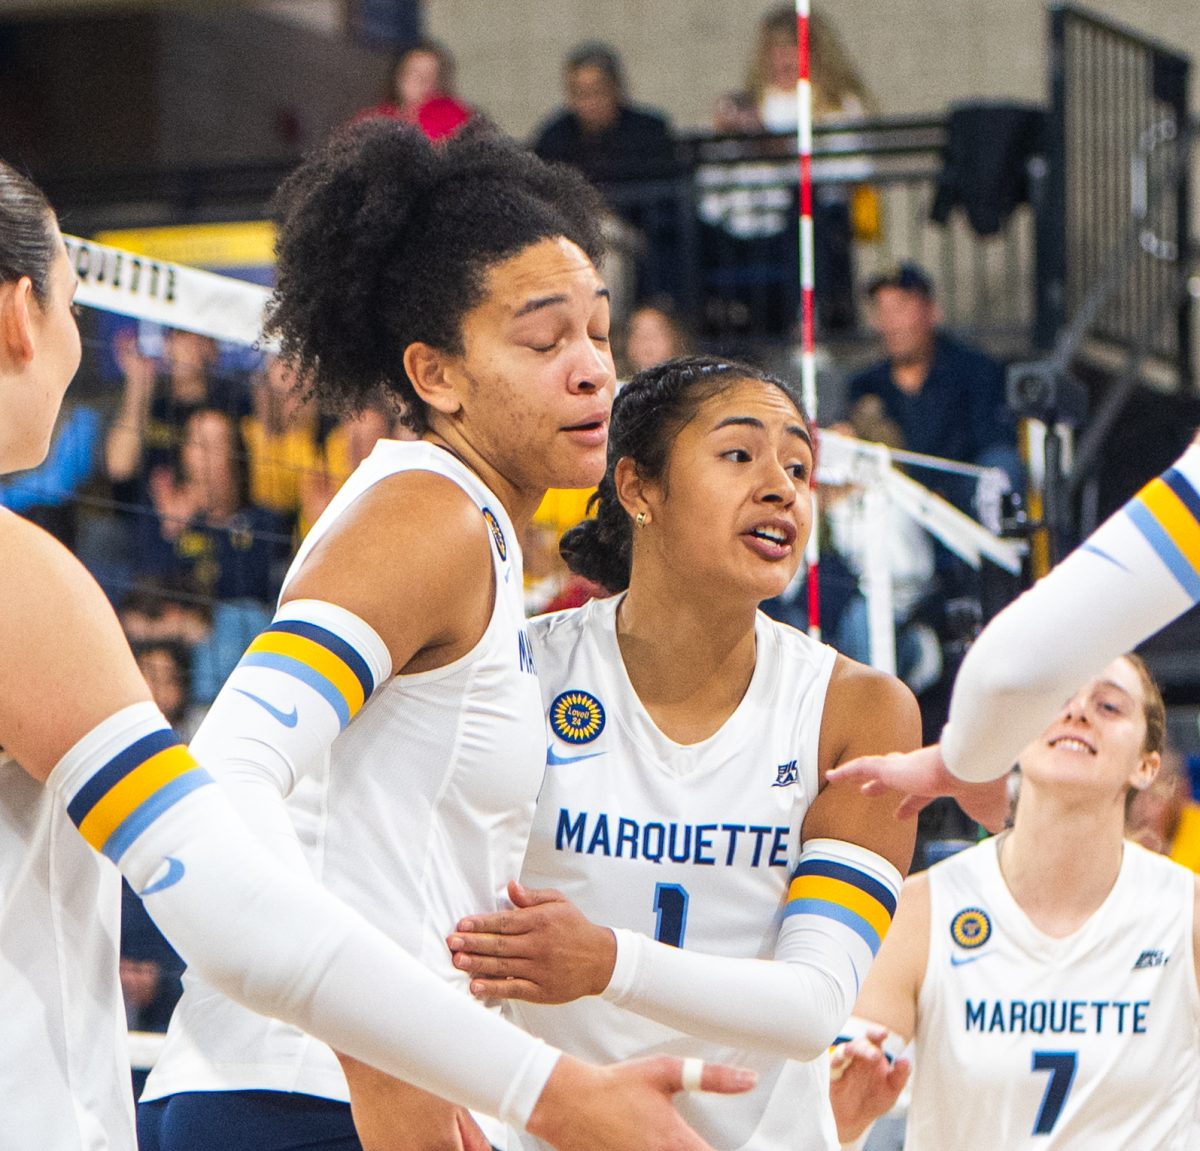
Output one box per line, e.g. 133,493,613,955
513,594,839,1151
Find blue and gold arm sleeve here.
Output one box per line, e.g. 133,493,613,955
602,838,902,1061
943,444,1200,781
191,598,392,798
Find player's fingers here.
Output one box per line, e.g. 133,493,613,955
454,908,528,935
456,1110,494,1151
447,930,520,958
887,1058,912,1093
448,936,537,969
894,794,932,821
507,879,567,908
825,756,887,783
655,1056,756,1096
695,1059,757,1095
466,976,542,1002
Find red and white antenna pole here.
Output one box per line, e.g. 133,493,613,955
796,0,821,638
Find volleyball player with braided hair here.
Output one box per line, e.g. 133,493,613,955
136,125,752,1151
448,356,921,1150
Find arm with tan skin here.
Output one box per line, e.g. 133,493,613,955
828,874,928,1145
447,658,920,1062
830,435,1200,823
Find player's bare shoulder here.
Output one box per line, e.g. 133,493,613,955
820,653,921,771
286,468,496,669
0,509,148,779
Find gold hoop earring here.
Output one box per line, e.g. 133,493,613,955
635,511,648,528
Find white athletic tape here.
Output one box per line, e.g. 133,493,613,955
127,1029,165,1072
64,235,274,350
680,1056,704,1092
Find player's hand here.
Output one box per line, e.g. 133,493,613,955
527,1054,756,1151
339,1055,492,1151
826,743,1011,832
447,880,616,1004
828,1028,910,1143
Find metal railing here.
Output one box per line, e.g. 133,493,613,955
1036,3,1192,384
43,116,1038,356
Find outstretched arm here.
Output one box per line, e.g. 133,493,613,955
831,441,1200,800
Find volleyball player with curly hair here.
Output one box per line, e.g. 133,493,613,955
0,146,754,1151
120,123,751,1151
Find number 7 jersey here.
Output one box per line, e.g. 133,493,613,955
512,594,840,1151
908,836,1200,1150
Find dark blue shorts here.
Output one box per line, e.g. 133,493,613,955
137,1091,361,1151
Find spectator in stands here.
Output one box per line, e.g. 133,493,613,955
104,327,250,512
618,296,692,377
353,40,471,141
132,637,204,741
845,262,1021,507
119,575,259,706
717,6,872,133
120,877,184,1094
298,401,394,531
138,407,289,608
241,353,320,537
823,403,943,694
533,42,677,185
713,7,875,332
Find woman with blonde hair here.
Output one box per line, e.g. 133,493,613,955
831,654,1200,1149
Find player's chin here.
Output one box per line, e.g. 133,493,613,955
542,437,608,490
742,555,801,603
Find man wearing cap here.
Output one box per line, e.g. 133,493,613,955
845,262,1020,508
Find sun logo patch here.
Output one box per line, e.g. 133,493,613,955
951,907,992,950
550,690,605,744
481,507,507,561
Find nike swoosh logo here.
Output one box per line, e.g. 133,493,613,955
235,688,298,728
547,746,606,766
950,952,988,966
142,856,185,896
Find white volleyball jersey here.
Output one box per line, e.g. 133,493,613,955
0,752,133,1150
511,596,840,1151
907,837,1200,1150
144,441,545,1132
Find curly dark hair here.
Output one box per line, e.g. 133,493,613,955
0,160,57,302
264,119,608,433
561,355,809,593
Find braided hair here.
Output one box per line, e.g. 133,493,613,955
265,119,607,432
561,355,809,592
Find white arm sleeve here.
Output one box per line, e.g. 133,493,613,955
601,839,901,1062
48,702,559,1128
942,445,1200,781
184,598,392,869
